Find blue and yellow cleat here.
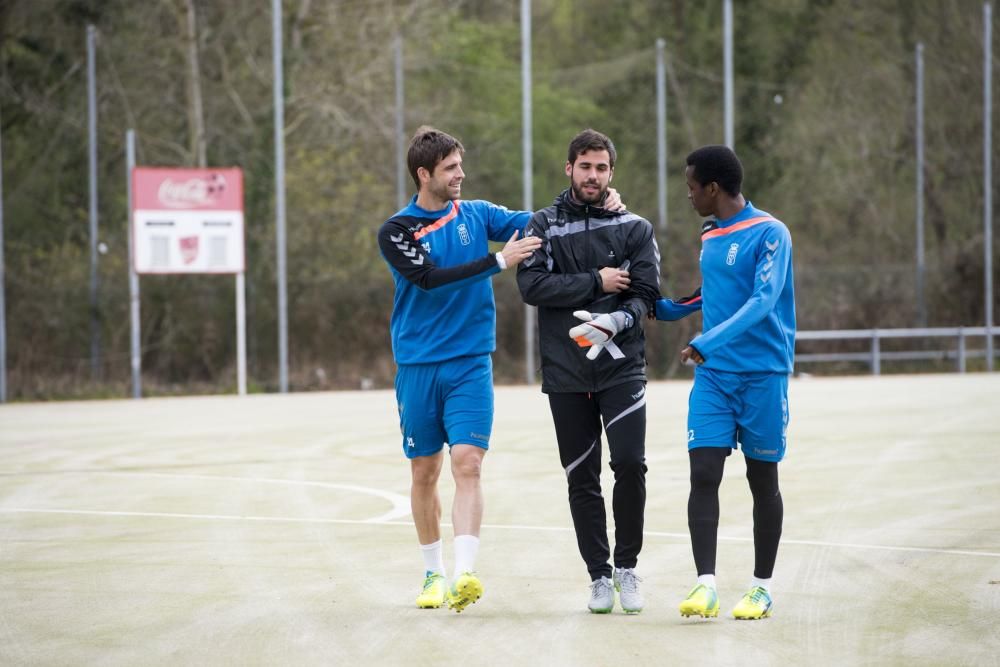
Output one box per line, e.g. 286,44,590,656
446,572,483,613
679,583,720,618
415,571,446,609
732,586,773,620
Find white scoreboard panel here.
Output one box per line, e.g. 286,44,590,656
133,209,245,274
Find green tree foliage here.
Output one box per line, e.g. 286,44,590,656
0,0,996,398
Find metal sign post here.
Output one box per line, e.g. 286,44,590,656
0,105,5,402
126,131,140,397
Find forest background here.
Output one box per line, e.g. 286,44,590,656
1,0,997,399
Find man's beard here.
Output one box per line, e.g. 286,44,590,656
571,180,606,205
431,180,460,202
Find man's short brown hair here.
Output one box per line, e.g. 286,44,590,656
567,128,616,168
407,126,465,190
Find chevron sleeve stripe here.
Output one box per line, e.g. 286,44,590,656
377,218,499,293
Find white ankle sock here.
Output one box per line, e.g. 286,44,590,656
419,539,445,577
750,576,771,592
453,535,480,575
697,574,717,588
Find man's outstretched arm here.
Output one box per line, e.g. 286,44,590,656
379,219,540,294
653,287,703,321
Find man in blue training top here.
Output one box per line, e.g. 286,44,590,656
377,126,622,613
665,145,795,621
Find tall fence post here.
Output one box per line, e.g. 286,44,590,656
984,2,994,371
723,0,734,148
521,0,535,385
394,34,406,210
915,42,927,326
0,103,6,403
655,37,667,233
957,328,966,373
125,130,141,398
87,25,101,380
871,330,881,375
272,0,288,392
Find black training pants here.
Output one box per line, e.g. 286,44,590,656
548,381,647,581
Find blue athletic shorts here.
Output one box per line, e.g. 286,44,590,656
394,354,493,459
687,367,789,462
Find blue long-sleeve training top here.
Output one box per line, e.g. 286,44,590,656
690,201,796,373
378,196,529,365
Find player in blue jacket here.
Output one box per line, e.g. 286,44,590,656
378,126,621,613
663,145,795,621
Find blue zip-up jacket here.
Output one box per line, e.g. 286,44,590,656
690,201,796,373
377,196,529,365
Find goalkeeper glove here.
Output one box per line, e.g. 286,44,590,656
654,287,702,321
568,310,632,360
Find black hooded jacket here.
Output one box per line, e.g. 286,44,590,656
517,189,660,393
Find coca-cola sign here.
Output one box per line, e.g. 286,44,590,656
157,173,227,209
134,167,242,211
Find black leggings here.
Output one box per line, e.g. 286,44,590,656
549,381,647,581
688,447,783,579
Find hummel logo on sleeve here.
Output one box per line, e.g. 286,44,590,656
762,239,779,280
388,231,426,266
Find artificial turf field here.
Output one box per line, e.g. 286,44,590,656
1,373,998,666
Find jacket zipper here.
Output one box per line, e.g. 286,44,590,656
585,205,598,392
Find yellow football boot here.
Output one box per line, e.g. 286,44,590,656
415,571,446,609
446,572,483,613
678,583,720,618
732,586,773,620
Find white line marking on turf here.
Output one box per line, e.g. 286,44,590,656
650,530,1000,559
2,471,411,523
3,508,999,559
128,472,413,523
1,508,414,526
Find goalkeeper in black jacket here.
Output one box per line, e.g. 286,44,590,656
517,129,660,614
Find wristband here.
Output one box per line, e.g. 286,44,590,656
495,252,507,270
611,310,633,330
